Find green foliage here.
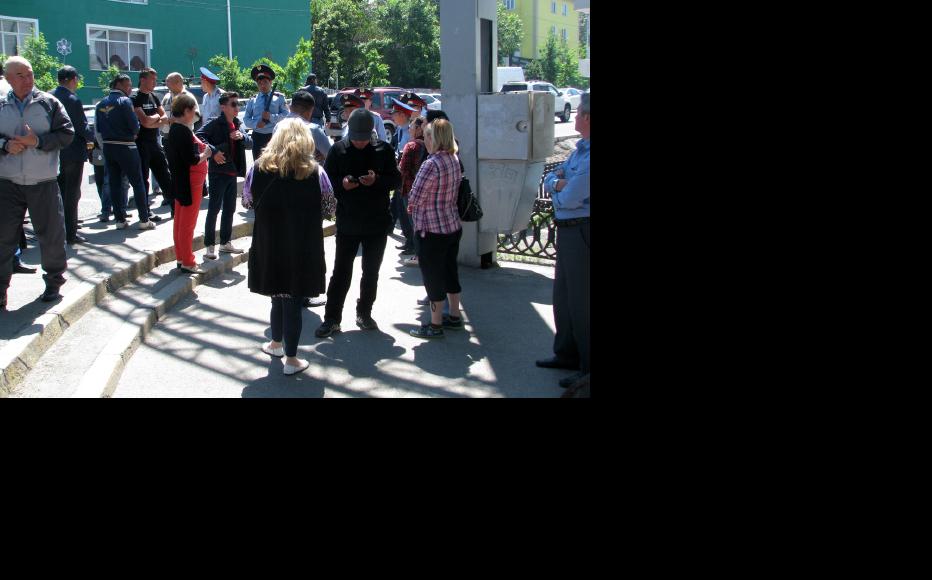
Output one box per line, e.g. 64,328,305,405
524,59,543,82
21,33,65,92
373,0,440,88
251,57,287,93
363,46,391,87
538,32,560,85
97,66,121,95
497,0,523,65
311,0,374,89
283,37,314,94
207,54,254,97
557,40,585,89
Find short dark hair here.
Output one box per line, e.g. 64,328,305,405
219,91,239,106
138,67,157,81
57,65,79,82
111,74,131,89
305,73,317,84
171,93,197,117
290,90,316,113
426,110,449,124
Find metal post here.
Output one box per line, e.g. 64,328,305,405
227,0,233,59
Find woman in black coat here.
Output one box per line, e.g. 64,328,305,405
248,118,336,376
166,94,211,273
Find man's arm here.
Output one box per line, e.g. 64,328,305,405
269,95,289,125
324,144,345,199
551,166,589,210
35,97,75,152
243,97,258,130
319,89,331,121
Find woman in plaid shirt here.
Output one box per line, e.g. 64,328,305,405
407,119,464,339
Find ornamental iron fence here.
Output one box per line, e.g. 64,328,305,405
496,161,561,261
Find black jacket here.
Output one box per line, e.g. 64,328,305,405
247,168,326,297
51,86,93,164
166,123,203,206
324,139,401,236
301,84,331,123
195,114,252,176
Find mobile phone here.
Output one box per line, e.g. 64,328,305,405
346,175,359,183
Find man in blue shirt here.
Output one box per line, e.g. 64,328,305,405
538,94,590,391
53,66,95,245
244,65,288,161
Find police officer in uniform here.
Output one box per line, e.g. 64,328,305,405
244,64,288,161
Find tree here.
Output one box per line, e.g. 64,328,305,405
538,32,560,84
311,0,375,88
284,37,314,93
208,54,254,97
21,33,66,92
557,41,585,89
374,0,441,88
97,65,121,95
578,12,588,59
362,46,391,87
497,0,523,65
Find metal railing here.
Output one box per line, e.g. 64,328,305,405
496,161,561,261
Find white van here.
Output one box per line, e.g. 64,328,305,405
496,67,525,93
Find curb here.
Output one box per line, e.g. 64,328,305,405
1,219,249,398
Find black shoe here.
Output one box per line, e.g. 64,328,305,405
410,324,444,339
99,215,111,222
40,289,63,302
13,262,37,274
67,235,88,245
395,244,408,250
559,371,589,389
148,214,163,223
315,320,341,338
536,357,580,370
442,314,464,330
304,296,327,307
0,292,6,310
400,248,415,256
356,315,378,330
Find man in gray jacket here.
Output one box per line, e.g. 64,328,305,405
0,56,75,309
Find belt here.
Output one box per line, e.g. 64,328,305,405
554,217,589,227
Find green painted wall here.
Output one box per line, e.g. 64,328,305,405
1,0,310,103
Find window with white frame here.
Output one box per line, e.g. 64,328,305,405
562,28,567,42
505,0,516,9
87,25,151,71
551,2,557,14
563,4,568,16
1,16,38,57
550,25,557,36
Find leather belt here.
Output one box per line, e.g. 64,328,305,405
554,217,590,227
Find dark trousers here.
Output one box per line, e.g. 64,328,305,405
270,296,304,357
204,173,237,247
57,159,84,241
324,233,388,322
137,139,173,201
104,143,149,223
0,179,67,294
399,195,414,248
553,222,590,373
252,132,272,162
417,229,462,302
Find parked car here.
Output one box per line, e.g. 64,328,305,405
500,80,572,123
330,86,407,140
417,93,442,111
559,87,584,111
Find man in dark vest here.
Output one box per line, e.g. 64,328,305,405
52,66,95,245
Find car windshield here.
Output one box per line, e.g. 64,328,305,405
501,83,529,93
418,94,435,104
382,92,402,109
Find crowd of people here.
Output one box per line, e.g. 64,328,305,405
1,54,590,391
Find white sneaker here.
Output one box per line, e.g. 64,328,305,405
219,242,244,254
403,256,419,267
205,246,218,260
283,359,310,376
138,220,155,230
116,220,129,230
261,341,284,357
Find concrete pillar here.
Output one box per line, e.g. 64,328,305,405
439,0,499,268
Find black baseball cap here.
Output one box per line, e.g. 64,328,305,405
58,65,81,82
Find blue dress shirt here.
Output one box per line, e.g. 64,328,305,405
544,138,589,220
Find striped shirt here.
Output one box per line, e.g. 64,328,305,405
407,150,462,236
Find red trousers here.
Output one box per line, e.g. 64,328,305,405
174,170,206,267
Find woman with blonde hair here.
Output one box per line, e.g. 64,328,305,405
248,118,336,375
406,118,464,339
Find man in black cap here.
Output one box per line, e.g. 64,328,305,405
52,66,95,244
300,73,330,126
244,64,288,161
315,108,401,337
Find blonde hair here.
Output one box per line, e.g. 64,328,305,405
424,119,457,155
257,118,318,180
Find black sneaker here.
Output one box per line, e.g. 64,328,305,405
410,324,444,339
315,320,341,338
40,288,63,302
356,315,378,330
148,214,163,223
442,314,464,330
0,292,7,310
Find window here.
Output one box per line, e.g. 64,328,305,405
551,25,557,36
0,15,38,57
563,4,568,16
551,2,557,13
562,28,567,42
505,0,516,9
87,24,151,71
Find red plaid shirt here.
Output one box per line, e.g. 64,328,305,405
408,151,462,236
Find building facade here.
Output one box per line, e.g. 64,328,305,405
503,0,579,66
1,0,310,103
574,0,588,78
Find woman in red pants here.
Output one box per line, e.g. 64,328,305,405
167,94,211,273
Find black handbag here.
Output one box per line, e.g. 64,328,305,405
457,176,483,222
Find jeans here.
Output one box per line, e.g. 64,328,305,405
270,296,304,357
399,195,414,248
57,159,84,241
103,143,149,223
204,173,237,247
324,233,388,323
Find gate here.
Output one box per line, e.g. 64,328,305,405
496,161,561,261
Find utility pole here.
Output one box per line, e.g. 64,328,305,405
227,0,233,59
